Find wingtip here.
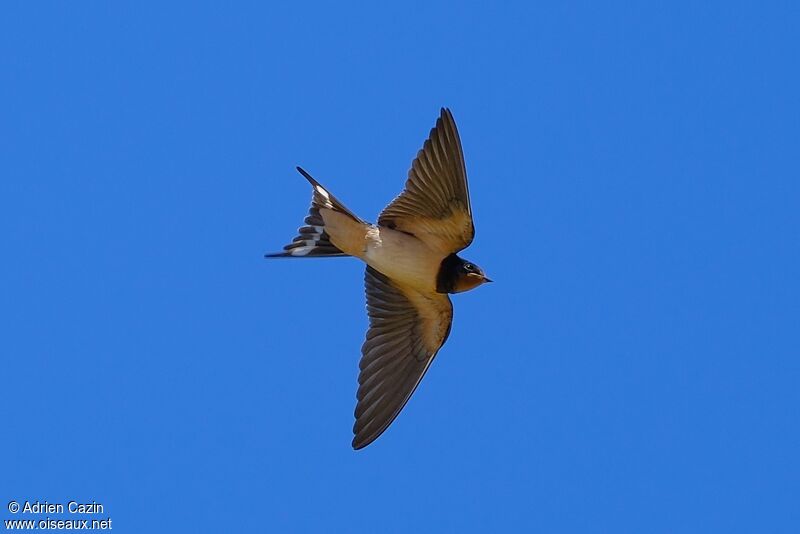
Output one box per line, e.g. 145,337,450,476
352,422,382,450
351,435,370,450
437,108,458,133
352,418,391,450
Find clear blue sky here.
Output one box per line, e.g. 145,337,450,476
2,2,798,532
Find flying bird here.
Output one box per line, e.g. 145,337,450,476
266,108,491,449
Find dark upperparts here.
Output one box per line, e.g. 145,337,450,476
436,254,465,293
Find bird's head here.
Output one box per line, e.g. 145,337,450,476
436,254,492,293
453,260,492,293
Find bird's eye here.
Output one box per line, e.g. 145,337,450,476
464,263,475,272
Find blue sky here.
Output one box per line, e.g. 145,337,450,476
2,2,799,532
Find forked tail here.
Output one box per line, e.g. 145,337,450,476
265,167,365,258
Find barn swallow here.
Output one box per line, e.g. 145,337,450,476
266,108,490,449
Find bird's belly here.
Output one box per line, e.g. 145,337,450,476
363,227,442,292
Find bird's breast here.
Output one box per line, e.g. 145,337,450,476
363,226,443,293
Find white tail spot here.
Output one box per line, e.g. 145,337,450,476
290,246,314,256
315,185,330,201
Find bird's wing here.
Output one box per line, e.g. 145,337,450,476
353,266,453,449
377,108,474,255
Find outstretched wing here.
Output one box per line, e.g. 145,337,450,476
353,266,453,449
378,108,474,255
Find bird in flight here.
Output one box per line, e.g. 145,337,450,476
266,108,491,449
